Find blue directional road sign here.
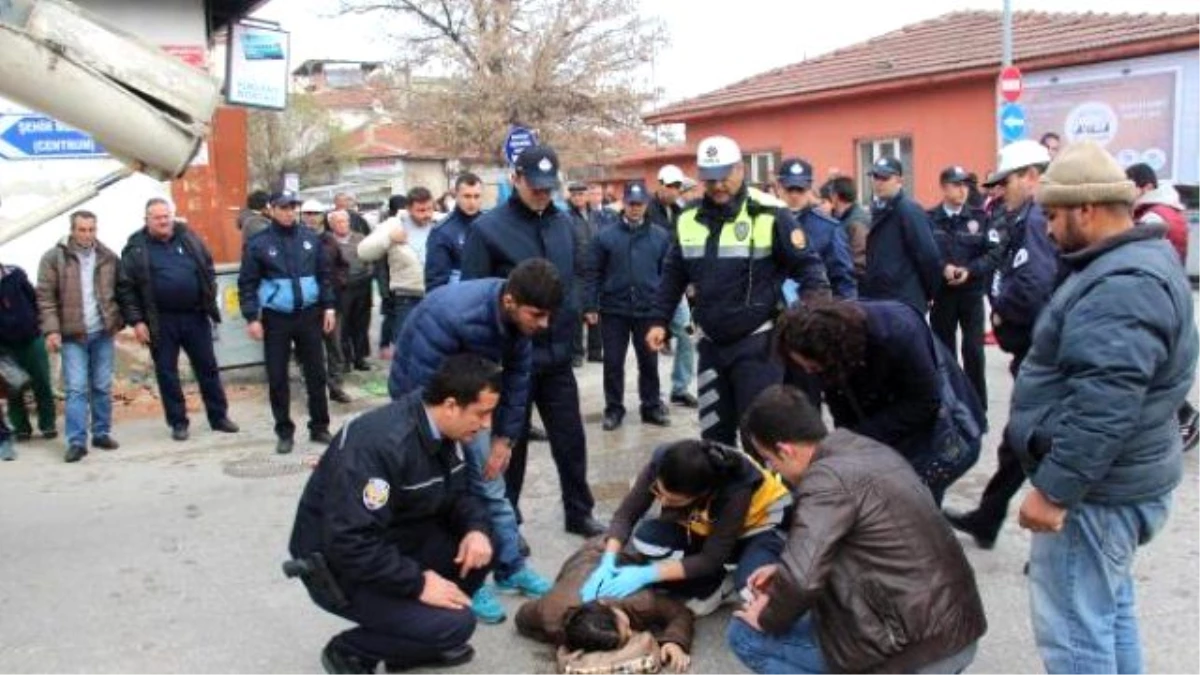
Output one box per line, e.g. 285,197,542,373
0,114,107,160
503,125,537,166
999,103,1027,144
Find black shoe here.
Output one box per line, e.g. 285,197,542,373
41,429,58,440
311,429,334,444
528,426,548,442
211,419,240,433
353,361,371,372
641,407,671,427
15,432,31,442
320,639,378,674
671,392,699,408
565,515,607,538
329,387,353,403
64,445,87,463
171,425,189,442
385,644,474,673
602,412,624,431
572,356,584,368
276,438,294,455
518,533,531,558
92,436,120,451
944,509,997,550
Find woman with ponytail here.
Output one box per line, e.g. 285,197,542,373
581,439,793,615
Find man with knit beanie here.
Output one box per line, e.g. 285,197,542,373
1007,141,1198,674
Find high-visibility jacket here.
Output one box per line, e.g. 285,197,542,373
654,186,830,345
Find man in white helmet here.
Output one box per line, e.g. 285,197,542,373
946,139,1062,550
647,136,830,446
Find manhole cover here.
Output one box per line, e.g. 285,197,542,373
223,455,312,479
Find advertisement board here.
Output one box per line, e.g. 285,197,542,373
226,21,290,110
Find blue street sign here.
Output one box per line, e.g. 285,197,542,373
0,114,107,160
999,103,1027,144
502,125,537,166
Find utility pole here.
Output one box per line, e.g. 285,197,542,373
1002,0,1013,67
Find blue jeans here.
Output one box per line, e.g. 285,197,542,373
461,428,525,580
61,332,114,448
389,295,423,348
669,301,695,396
729,613,979,674
1029,494,1172,674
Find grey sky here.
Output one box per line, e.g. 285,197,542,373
255,0,1195,106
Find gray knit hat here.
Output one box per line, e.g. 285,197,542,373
1038,140,1138,207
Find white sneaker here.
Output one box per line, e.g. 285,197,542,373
685,575,735,617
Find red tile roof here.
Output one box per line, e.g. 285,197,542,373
646,10,1199,124
349,123,486,162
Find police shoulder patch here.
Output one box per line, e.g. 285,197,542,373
1012,247,1029,269
988,229,1001,243
362,478,390,511
791,228,807,250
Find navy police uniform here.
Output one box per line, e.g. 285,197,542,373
238,197,335,442
289,392,491,670
424,207,481,291
460,146,599,532
928,196,998,407
655,183,831,445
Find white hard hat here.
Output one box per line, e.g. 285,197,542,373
696,136,742,181
300,199,325,214
994,140,1051,183
658,164,685,185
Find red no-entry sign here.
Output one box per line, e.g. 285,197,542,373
999,66,1023,103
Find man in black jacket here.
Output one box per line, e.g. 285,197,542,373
928,166,998,406
117,198,238,442
566,182,603,366
288,354,498,674
861,157,943,313
461,145,605,538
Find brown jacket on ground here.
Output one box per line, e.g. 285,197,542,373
36,237,123,341
760,428,987,673
515,537,694,651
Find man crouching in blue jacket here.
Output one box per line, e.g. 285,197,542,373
388,259,562,624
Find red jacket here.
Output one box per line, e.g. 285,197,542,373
1134,185,1188,264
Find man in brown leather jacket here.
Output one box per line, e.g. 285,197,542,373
728,385,986,674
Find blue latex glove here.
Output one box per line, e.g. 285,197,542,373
596,564,660,599
580,552,618,602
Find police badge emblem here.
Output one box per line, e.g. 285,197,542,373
734,221,750,241
791,228,807,249
362,478,390,511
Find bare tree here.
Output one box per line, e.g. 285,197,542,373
247,93,354,188
340,0,666,165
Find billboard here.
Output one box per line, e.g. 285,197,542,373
226,21,290,110
1024,67,1181,180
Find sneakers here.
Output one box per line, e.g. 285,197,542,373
685,575,735,617
471,585,507,624
0,439,15,461
495,567,552,598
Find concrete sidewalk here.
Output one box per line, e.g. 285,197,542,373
0,347,1196,673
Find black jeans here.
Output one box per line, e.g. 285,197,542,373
263,308,329,439
574,317,603,360
600,313,661,417
930,288,987,408
340,280,373,365
696,331,783,446
966,350,1030,536
306,524,488,666
150,312,228,429
506,363,596,524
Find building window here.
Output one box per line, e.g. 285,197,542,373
744,151,780,187
857,136,914,202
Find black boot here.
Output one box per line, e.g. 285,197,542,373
320,639,377,674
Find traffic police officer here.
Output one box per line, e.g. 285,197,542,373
288,354,497,674
238,190,336,455
928,166,998,407
647,136,831,446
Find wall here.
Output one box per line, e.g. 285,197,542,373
0,0,217,264
660,78,997,207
